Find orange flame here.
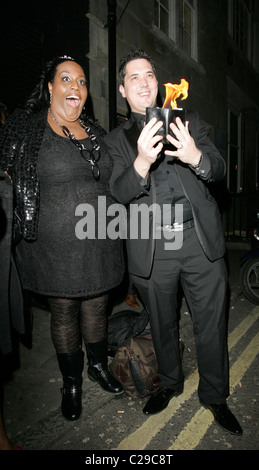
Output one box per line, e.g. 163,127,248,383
162,78,189,109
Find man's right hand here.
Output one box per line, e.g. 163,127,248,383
134,117,163,178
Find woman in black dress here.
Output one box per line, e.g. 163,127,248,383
0,56,125,421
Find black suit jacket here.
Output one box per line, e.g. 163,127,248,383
105,110,226,278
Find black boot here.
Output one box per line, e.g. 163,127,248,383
86,339,123,395
57,347,84,421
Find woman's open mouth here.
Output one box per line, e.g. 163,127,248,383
66,95,81,108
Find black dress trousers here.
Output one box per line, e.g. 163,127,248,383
131,226,229,404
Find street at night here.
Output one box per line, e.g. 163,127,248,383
1,1,259,462
2,248,258,453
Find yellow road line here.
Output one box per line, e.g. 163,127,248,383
116,307,259,450
116,371,199,450
227,306,259,350
168,331,259,450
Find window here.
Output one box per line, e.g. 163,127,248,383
154,0,197,60
155,0,170,36
228,0,255,62
179,0,194,56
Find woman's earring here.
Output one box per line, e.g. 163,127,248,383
49,92,52,104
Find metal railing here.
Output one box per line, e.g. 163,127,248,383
223,191,259,242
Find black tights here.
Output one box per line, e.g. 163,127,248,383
48,294,109,354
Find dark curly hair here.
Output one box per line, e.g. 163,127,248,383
118,50,157,85
25,55,88,115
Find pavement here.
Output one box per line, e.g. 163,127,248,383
1,244,259,458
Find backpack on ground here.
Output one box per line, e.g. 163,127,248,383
108,308,184,398
109,334,159,398
107,309,149,356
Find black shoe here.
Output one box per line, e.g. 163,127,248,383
200,402,243,435
143,387,181,415
88,362,124,395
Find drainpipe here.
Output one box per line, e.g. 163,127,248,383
107,0,117,131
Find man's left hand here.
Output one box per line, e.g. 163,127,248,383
165,117,201,167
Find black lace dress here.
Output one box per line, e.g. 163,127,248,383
15,123,124,298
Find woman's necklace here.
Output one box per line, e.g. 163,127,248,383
48,108,101,180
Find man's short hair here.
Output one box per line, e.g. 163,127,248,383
118,50,157,85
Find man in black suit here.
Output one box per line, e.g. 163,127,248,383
105,50,242,435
